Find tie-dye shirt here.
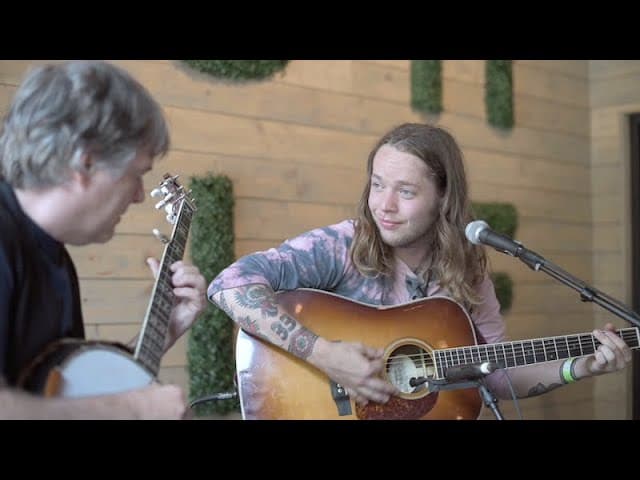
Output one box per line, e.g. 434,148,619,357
208,219,513,397
208,219,505,346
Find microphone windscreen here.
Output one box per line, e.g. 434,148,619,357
465,220,489,245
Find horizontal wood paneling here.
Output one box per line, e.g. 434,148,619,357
471,184,590,223
149,151,364,207
360,60,408,69
466,148,590,195
436,112,589,165
518,60,588,79
68,235,170,279
234,200,355,240
443,78,589,137
591,67,640,108
489,252,592,284
80,279,153,324
114,61,408,136
115,196,357,241
590,60,640,79
166,106,376,168
495,220,592,253
0,60,63,84
510,284,599,315
1,59,607,419
514,63,589,108
506,312,603,341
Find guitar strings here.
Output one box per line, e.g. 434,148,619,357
383,329,638,369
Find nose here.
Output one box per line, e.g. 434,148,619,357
381,190,397,212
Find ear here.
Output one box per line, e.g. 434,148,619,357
70,153,94,189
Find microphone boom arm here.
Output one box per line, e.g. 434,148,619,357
469,220,640,329
534,254,640,329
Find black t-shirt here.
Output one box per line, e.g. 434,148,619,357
0,181,84,386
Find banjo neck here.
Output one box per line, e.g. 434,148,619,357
134,174,197,377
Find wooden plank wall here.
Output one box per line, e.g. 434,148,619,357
588,60,640,420
0,60,608,419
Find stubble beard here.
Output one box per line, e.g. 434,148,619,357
377,216,438,253
378,223,422,249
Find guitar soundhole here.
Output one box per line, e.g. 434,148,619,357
355,341,439,419
384,342,434,397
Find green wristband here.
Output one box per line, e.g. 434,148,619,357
562,357,578,383
570,357,580,381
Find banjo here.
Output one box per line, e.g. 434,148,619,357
17,173,197,397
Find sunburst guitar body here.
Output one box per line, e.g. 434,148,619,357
236,289,482,420
235,288,640,420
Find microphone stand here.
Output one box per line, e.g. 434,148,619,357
504,243,640,329
477,378,504,420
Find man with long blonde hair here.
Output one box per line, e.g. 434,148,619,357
209,123,630,410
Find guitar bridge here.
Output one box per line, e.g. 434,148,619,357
329,381,352,416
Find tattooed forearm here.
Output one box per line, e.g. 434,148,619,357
280,314,296,331
235,285,279,317
237,315,261,336
288,328,318,360
270,314,297,341
217,293,234,319
219,285,319,358
526,382,563,398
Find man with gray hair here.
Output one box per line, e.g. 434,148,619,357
0,60,207,419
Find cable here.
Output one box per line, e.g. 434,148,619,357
501,369,523,420
189,391,237,409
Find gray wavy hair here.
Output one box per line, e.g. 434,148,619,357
0,60,170,189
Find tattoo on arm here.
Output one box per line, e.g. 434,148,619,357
237,315,261,336
280,314,296,331
228,284,318,359
235,285,278,317
288,328,318,360
526,382,563,398
217,293,234,319
270,314,297,341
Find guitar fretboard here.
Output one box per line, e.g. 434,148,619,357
433,328,640,379
134,199,195,376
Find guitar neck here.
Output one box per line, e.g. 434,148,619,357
433,327,640,379
134,199,195,376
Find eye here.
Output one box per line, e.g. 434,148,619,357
399,189,416,199
371,180,383,190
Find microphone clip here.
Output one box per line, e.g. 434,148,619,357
408,376,487,393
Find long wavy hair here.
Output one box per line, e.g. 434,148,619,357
350,123,488,306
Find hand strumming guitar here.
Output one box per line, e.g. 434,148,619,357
308,338,399,406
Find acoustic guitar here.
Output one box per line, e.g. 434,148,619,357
17,173,196,397
235,288,639,420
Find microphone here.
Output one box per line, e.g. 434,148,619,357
444,361,499,383
465,220,520,255
465,220,546,270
